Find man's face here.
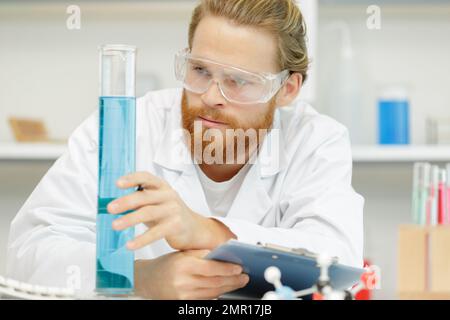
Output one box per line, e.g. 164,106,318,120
181,15,280,164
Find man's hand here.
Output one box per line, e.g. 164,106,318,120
107,171,236,251
135,250,249,300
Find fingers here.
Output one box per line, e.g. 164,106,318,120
195,274,249,289
126,221,173,250
153,252,249,300
189,259,243,277
183,250,211,258
112,204,168,230
108,189,169,214
117,171,165,190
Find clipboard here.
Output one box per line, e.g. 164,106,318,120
205,240,365,299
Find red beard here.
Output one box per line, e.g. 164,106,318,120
181,90,276,165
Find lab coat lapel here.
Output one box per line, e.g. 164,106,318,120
152,102,211,216
172,163,213,217
225,160,273,224
226,109,287,224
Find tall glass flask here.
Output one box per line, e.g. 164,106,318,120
96,44,136,295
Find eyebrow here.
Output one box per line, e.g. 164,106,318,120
189,54,251,72
190,59,207,67
189,54,266,77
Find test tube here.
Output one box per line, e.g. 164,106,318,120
412,163,422,224
428,165,439,226
447,164,450,224
438,169,447,225
412,163,430,225
96,44,136,296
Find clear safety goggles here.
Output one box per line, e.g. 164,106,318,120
174,48,291,104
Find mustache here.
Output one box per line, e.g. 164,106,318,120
188,105,239,127
181,91,246,130
197,110,227,124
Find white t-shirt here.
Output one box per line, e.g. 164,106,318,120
195,163,252,217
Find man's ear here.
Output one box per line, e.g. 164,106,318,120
275,72,302,107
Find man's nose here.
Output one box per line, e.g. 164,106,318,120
200,80,227,108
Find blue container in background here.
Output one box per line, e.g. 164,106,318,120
378,87,410,145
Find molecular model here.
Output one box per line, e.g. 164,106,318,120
262,253,377,300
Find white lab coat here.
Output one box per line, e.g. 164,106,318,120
6,88,364,294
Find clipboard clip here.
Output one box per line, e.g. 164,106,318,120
257,242,339,264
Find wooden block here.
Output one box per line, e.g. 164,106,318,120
430,226,450,292
398,291,450,300
397,225,427,292
8,117,49,142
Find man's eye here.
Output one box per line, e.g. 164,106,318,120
192,66,210,76
227,77,249,87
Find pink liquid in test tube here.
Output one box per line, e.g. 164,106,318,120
438,181,446,225
447,186,450,224
447,164,450,224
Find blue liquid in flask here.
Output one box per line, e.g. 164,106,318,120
96,96,136,295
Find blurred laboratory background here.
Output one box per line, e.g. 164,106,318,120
1,0,450,299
